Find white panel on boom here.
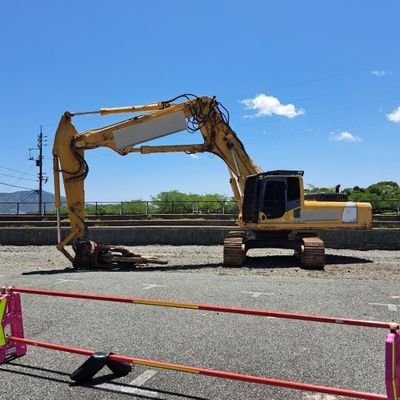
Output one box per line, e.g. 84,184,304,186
113,111,187,149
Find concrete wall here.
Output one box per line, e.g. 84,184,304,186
0,226,399,250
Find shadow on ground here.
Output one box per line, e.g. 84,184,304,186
21,263,221,275
21,253,372,275
245,254,372,269
1,361,209,400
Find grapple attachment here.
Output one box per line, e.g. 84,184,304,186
72,240,167,270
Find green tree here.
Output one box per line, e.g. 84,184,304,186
304,184,336,193
151,190,192,213
365,181,399,199
121,200,147,214
150,190,236,214
364,182,400,213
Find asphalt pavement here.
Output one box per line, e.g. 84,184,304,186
1,259,399,400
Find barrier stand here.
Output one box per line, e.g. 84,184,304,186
385,328,400,400
0,289,27,363
1,286,399,400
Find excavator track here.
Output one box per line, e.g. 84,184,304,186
223,231,246,267
295,236,325,270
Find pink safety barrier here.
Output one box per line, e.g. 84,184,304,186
385,330,400,400
0,290,27,363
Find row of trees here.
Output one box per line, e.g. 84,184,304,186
84,190,238,215
79,181,400,215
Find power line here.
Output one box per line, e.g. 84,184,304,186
0,181,36,191
0,171,37,182
21,191,37,202
0,164,37,177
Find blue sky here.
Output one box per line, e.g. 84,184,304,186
0,0,399,201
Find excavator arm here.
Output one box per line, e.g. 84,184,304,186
53,95,261,268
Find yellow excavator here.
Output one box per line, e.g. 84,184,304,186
53,94,372,270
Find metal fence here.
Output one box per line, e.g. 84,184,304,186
84,200,239,215
0,200,239,216
1,199,399,216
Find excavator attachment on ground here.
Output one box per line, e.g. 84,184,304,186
71,241,167,270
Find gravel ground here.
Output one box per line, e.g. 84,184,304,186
0,244,399,280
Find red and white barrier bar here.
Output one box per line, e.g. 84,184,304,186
7,336,388,400
9,286,399,330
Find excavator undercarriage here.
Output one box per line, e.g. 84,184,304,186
223,230,325,269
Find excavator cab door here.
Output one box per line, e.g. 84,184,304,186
261,178,286,219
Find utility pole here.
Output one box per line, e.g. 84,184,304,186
29,126,48,215
38,126,44,214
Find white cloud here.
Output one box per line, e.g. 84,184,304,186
189,153,199,159
240,93,304,119
330,131,362,142
371,70,386,77
386,106,400,123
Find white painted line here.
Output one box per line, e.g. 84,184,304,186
369,302,399,312
242,291,274,298
391,296,400,299
129,369,158,386
141,284,166,290
55,279,79,284
304,393,338,400
99,369,158,397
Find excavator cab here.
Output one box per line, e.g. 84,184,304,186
227,170,327,269
242,171,303,223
